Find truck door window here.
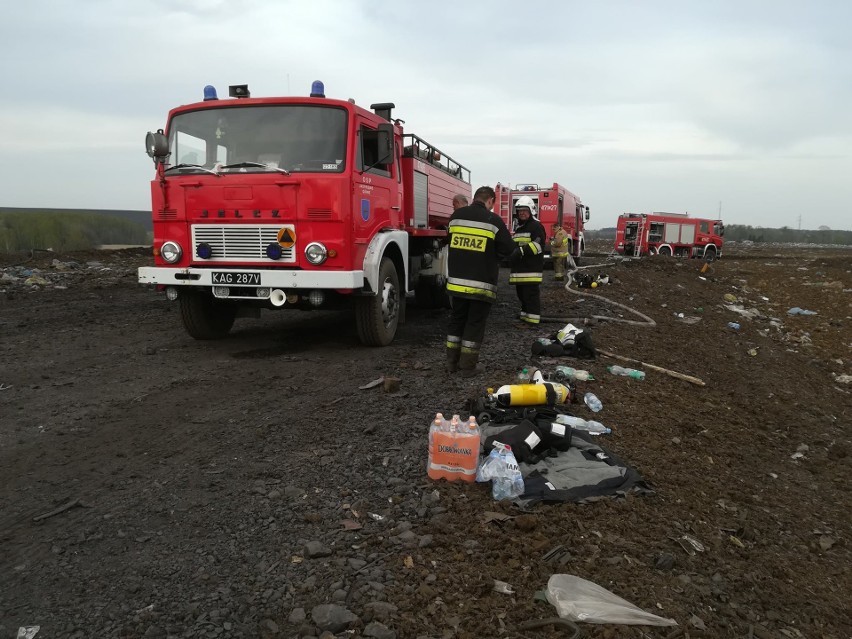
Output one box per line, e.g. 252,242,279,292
358,126,391,177
700,221,709,233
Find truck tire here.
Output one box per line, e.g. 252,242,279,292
658,246,672,257
704,246,717,262
355,257,400,346
179,292,237,340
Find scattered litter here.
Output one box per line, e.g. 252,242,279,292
359,377,385,390
690,614,707,630
724,304,762,319
403,555,414,568
0,383,13,391
546,574,677,626
819,536,837,551
493,579,515,594
542,545,573,565
791,452,805,460
787,307,817,316
728,535,746,548
723,293,737,302
33,498,82,522
833,374,852,384
482,511,515,525
670,534,705,556
368,512,385,521
727,322,740,331
17,628,40,639
676,315,702,325
748,348,758,357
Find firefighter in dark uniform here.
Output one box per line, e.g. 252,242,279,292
509,195,546,326
446,186,515,377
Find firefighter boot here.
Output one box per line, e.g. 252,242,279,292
459,350,483,378
446,346,461,373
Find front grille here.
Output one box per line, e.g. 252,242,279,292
191,224,296,262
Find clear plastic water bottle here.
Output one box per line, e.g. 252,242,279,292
491,446,525,500
584,392,603,413
553,414,611,435
517,367,531,383
607,365,645,380
554,366,594,382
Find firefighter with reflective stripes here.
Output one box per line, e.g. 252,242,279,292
509,196,545,325
550,223,570,282
446,186,515,377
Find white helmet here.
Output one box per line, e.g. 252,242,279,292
514,195,537,218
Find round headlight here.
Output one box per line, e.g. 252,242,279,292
304,242,328,265
266,243,283,260
161,241,182,264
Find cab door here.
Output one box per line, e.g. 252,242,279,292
353,120,396,245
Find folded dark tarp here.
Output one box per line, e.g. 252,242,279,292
479,423,652,505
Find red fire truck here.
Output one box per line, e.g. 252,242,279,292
614,212,725,261
494,182,589,262
139,81,471,346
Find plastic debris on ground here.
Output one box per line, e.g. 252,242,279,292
787,307,818,315
545,574,677,626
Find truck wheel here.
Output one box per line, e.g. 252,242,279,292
704,246,717,262
179,292,236,340
356,257,400,346
658,246,672,257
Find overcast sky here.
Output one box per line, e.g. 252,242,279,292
2,0,850,230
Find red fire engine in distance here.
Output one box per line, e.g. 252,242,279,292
614,212,725,261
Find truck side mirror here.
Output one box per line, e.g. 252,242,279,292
145,130,169,164
376,123,394,165
584,206,590,221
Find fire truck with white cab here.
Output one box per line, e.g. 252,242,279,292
139,81,470,345
494,182,589,262
614,212,724,261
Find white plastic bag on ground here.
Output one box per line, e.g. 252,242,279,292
546,574,677,626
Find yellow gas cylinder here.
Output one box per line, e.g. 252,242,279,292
490,383,571,407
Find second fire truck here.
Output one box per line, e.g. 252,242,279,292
494,182,590,263
614,212,725,261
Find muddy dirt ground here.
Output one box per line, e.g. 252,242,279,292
1,241,850,639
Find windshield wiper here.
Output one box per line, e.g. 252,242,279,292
164,163,222,176
219,161,291,175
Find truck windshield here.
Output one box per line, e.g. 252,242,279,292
166,105,347,174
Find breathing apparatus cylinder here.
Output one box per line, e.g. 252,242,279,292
490,382,571,407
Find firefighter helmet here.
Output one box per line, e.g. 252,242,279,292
514,195,537,218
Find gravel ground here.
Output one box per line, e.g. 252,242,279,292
0,241,850,638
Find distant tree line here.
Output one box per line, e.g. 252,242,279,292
0,211,149,253
585,225,852,245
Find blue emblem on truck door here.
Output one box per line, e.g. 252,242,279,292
361,199,370,222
